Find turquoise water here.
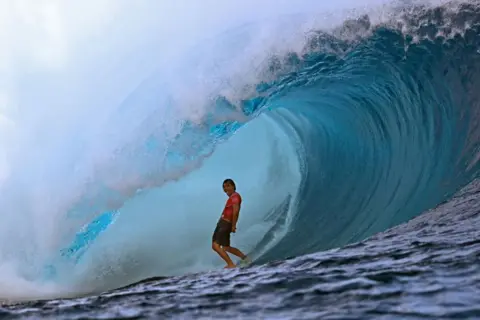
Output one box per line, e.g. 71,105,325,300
47,0,480,293
0,1,479,305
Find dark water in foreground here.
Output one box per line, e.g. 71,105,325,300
3,179,480,319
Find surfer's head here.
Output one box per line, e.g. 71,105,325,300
223,178,236,195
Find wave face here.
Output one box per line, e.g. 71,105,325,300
0,0,480,300
257,2,480,262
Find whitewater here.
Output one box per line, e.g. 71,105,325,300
1,0,480,318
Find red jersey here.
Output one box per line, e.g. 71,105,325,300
221,192,242,221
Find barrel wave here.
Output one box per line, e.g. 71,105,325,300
0,1,480,300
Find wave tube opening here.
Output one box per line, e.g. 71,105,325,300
1,0,480,301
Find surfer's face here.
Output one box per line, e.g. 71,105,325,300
223,182,234,196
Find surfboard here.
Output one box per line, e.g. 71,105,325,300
237,257,253,268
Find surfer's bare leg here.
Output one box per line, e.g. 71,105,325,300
224,246,247,259
212,241,236,268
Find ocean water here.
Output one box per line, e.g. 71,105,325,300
0,0,480,319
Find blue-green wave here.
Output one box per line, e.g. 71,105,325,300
47,1,480,288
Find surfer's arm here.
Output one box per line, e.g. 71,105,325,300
232,203,240,231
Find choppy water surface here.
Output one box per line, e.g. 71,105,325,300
3,179,479,319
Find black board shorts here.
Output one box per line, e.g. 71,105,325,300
212,219,232,247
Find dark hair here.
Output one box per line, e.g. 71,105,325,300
223,178,236,190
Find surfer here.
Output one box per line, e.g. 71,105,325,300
212,178,250,268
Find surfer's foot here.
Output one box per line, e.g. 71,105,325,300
224,264,236,269
240,256,252,265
